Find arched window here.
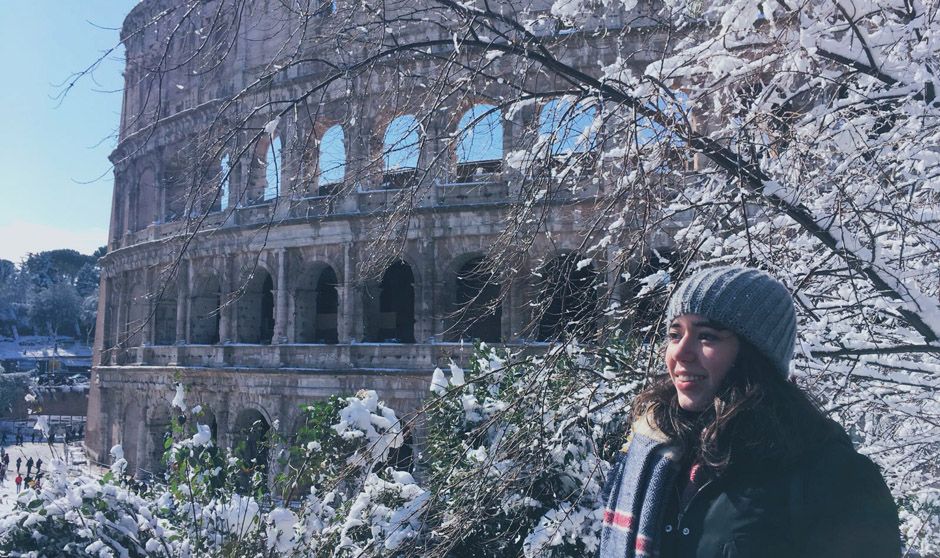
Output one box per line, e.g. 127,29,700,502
376,260,415,343
137,168,156,229
539,99,597,155
233,409,270,494
154,291,177,345
450,257,501,342
318,125,345,195
264,135,282,201
190,275,221,344
236,270,275,344
455,104,503,182
295,266,339,344
218,154,230,211
315,267,339,343
535,253,599,341
382,115,420,189
635,92,689,148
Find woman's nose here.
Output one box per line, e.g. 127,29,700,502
674,334,697,361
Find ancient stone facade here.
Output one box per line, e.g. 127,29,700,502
87,0,666,476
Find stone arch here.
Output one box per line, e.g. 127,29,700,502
236,267,275,344
455,104,503,182
447,255,502,342
216,154,232,212
194,406,219,444
121,400,146,478
232,407,271,492
381,115,421,189
295,263,339,344
190,273,221,344
251,131,283,202
317,124,345,195
162,158,189,222
153,283,178,346
370,259,416,343
620,247,679,337
146,405,172,478
535,252,599,341
539,98,597,156
136,167,157,230
385,431,416,473
124,278,148,348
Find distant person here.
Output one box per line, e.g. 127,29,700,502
14,474,21,493
1,432,6,445
35,458,42,473
25,457,33,476
15,457,21,474
29,431,36,443
15,432,22,446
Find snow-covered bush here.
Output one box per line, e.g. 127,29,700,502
416,342,642,557
0,459,181,557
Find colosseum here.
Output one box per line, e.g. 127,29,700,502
86,0,674,476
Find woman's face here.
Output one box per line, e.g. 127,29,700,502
665,314,740,411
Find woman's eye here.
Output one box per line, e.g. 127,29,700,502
667,331,682,341
699,332,717,342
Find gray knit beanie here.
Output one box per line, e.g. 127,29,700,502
666,266,797,377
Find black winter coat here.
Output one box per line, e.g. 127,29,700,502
658,423,900,558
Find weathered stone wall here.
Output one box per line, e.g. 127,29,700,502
94,364,435,475
87,0,668,473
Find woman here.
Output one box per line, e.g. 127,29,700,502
598,266,900,558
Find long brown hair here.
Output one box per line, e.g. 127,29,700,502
631,339,830,474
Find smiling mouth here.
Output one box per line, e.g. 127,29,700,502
675,374,706,383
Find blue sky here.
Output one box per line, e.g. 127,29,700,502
0,1,137,263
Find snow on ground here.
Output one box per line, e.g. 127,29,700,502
0,441,91,515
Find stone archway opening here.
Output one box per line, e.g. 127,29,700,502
296,265,339,344
450,257,501,342
377,261,415,343
315,267,339,343
233,409,270,493
121,401,145,479
621,248,679,339
190,275,221,344
154,291,177,345
236,270,275,344
536,253,599,341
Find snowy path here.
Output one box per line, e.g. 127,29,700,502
0,442,93,514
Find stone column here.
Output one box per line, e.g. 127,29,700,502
336,285,350,343
112,277,127,364
140,268,154,346
158,166,167,224
415,239,435,342
273,249,289,344
508,276,528,342
342,244,360,342
220,256,234,343
175,261,190,344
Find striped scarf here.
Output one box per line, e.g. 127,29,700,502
598,418,681,558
